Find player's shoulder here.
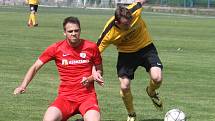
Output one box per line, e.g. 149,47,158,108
48,40,65,48
82,39,97,48
82,39,97,47
55,40,65,45
102,16,116,37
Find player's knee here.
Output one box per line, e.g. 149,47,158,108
43,117,61,121
119,77,130,91
84,110,100,121
150,67,162,83
43,107,62,121
43,115,59,121
43,118,55,121
120,84,130,91
151,74,162,84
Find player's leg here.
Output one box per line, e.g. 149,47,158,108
117,52,137,121
119,76,136,121
30,11,36,25
43,106,62,121
43,96,76,121
79,95,101,121
140,44,163,110
147,66,162,96
83,110,100,121
119,76,134,114
27,5,34,26
146,66,163,111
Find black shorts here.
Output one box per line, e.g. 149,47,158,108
117,43,163,80
29,4,38,12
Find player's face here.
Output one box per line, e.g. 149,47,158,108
117,17,131,30
64,22,81,46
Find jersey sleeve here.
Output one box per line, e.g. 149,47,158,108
97,34,111,53
38,43,56,64
128,2,143,18
97,17,115,53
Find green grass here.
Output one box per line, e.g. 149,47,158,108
0,6,215,121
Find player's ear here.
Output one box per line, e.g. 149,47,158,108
63,32,66,36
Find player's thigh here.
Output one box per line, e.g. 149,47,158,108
84,110,100,121
79,95,100,116
43,106,62,121
47,96,78,121
117,52,138,80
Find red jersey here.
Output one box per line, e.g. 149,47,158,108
39,39,102,102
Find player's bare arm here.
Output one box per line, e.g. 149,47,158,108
93,64,104,86
13,59,44,95
81,64,104,87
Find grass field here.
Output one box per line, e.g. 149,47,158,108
0,6,215,121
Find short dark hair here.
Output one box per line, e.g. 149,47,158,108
63,16,80,31
115,5,132,22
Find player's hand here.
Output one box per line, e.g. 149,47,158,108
13,86,26,95
95,77,104,87
93,72,104,87
81,77,90,89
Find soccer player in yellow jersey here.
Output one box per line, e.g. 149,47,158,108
97,0,163,120
26,0,39,27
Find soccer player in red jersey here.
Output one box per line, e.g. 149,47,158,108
13,16,104,121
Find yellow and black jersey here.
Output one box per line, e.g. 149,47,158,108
97,2,153,53
27,0,39,5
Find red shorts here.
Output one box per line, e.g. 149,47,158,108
50,95,100,121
